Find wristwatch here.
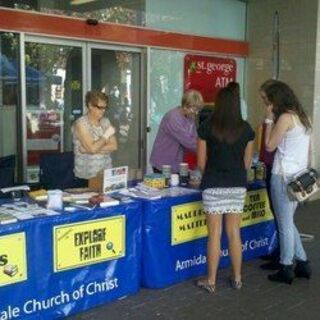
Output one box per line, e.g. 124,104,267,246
264,118,274,125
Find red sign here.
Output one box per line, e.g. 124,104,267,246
184,55,237,103
26,110,63,165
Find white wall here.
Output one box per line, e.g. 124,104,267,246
246,0,318,130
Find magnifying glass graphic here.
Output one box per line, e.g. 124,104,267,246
106,242,116,254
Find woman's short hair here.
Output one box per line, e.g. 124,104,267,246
85,90,108,108
181,89,203,108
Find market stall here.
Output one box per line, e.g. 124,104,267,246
0,200,142,319
141,186,276,289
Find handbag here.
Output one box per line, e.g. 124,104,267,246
287,168,320,202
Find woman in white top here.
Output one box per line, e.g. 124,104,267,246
73,90,117,181
263,80,312,284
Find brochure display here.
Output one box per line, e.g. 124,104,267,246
103,166,128,193
0,200,142,319
141,187,277,289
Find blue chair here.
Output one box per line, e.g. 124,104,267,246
39,152,84,190
0,155,15,188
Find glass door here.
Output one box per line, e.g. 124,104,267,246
22,36,85,183
21,37,145,183
88,44,145,180
0,32,21,183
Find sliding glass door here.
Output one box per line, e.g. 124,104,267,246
88,44,145,180
22,36,85,183
20,37,145,183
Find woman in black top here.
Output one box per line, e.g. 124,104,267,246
196,87,255,293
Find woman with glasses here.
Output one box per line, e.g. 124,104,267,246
72,90,117,181
196,87,255,293
150,89,203,174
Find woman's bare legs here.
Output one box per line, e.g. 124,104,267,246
206,213,223,284
225,213,242,282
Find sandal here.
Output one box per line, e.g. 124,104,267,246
230,279,242,290
195,278,216,293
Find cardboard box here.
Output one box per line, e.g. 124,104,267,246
88,172,103,192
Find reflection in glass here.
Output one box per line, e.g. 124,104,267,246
0,32,20,181
147,49,184,170
0,1,246,39
0,1,145,26
24,42,82,183
91,48,141,177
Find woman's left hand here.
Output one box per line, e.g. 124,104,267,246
265,104,274,120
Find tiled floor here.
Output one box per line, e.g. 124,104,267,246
69,200,320,320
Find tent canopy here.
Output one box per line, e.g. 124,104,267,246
0,54,62,85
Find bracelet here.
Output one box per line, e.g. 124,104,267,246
103,127,115,141
103,133,112,142
264,118,274,125
103,135,110,142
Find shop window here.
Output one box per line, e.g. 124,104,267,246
0,32,20,182
0,0,146,26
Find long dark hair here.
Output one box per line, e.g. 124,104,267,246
265,81,312,131
211,87,245,143
227,81,240,95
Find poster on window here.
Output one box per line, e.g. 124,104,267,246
184,55,237,104
26,110,63,166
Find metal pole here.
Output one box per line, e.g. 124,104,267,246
272,11,280,80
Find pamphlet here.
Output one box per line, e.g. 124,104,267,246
0,202,59,219
103,166,128,194
0,212,18,224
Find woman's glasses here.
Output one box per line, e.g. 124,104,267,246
93,104,107,111
188,105,202,114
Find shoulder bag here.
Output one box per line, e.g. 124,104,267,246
287,168,320,202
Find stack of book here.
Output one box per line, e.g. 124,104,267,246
0,211,18,224
89,194,120,208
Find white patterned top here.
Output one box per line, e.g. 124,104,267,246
73,115,112,179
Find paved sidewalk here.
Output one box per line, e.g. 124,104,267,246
70,200,320,320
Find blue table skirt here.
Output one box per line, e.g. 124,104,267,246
0,201,142,319
141,189,277,289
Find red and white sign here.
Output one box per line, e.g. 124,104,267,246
184,55,237,103
26,110,63,165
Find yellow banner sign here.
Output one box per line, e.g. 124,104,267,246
171,188,273,245
241,189,273,227
0,233,27,287
172,201,207,245
54,216,125,272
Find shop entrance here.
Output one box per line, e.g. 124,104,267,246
88,44,144,178
20,36,144,183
